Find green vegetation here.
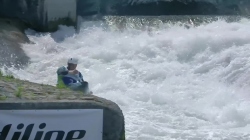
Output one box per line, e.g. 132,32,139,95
56,92,63,100
0,70,68,90
0,70,15,80
121,131,125,140
0,70,84,101
5,75,14,79
15,86,23,98
0,95,7,100
47,17,76,32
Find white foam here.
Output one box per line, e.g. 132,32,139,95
8,18,250,139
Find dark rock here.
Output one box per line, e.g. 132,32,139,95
0,18,30,69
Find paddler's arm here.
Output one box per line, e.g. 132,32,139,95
62,76,83,90
57,66,69,76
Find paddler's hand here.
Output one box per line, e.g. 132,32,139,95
69,70,79,75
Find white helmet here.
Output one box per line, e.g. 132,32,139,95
68,58,78,64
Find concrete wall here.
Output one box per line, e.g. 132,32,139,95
0,100,125,140
76,0,250,16
44,0,77,31
77,0,101,16
239,1,250,15
0,0,78,32
45,0,76,21
0,0,43,26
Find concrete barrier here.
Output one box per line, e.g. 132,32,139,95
0,76,125,140
0,0,77,32
43,0,77,31
0,99,125,140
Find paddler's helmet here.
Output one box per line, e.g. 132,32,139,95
68,58,78,65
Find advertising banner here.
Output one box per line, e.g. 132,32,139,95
0,109,103,140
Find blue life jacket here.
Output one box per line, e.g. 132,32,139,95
62,72,84,86
57,66,84,89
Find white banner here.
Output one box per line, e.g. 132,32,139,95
0,109,103,140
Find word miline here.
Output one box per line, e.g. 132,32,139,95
0,123,86,140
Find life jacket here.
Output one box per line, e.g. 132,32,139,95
62,72,84,86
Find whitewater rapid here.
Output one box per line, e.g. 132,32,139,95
5,17,250,139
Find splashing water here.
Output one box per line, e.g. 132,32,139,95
6,17,250,139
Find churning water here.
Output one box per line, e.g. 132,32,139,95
5,16,250,139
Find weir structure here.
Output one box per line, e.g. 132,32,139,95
1,0,249,32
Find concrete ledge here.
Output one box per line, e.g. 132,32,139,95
0,75,125,140
0,99,125,140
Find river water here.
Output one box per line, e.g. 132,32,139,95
4,15,250,140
